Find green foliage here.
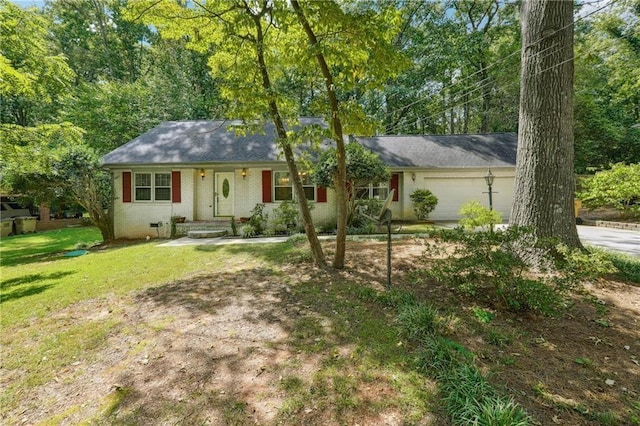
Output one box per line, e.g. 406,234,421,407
473,307,495,324
397,301,531,425
606,252,640,283
271,200,302,235
409,189,439,220
579,163,640,218
422,227,630,317
314,142,390,189
396,304,443,342
351,197,382,230
242,203,268,238
53,144,114,241
574,2,640,171
554,245,616,284
314,142,389,226
0,0,75,124
458,200,503,230
442,365,530,426
422,227,568,316
45,0,153,83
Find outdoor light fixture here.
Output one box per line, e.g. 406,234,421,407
484,169,495,211
483,169,497,232
484,169,495,188
241,168,247,179
411,172,416,182
200,169,205,181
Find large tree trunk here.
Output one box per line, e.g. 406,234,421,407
252,10,326,268
292,0,348,269
510,0,582,255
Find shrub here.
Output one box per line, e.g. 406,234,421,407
397,304,443,342
243,203,268,237
272,200,300,234
410,189,438,220
422,227,567,316
458,200,502,230
351,197,383,228
578,163,640,218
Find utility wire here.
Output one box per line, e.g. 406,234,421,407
381,0,618,133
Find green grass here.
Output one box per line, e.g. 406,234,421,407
0,226,103,267
1,228,441,424
0,228,294,329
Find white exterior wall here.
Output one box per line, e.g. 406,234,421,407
112,166,515,238
113,166,337,238
237,167,336,228
195,169,214,220
399,168,515,221
113,168,195,238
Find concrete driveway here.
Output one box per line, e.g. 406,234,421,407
577,225,640,257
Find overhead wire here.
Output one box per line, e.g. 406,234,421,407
381,0,619,134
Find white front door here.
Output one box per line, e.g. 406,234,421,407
215,172,235,216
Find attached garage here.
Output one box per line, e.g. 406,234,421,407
356,133,517,222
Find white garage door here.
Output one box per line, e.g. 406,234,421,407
421,177,513,221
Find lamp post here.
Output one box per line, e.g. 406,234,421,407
483,169,496,232
484,169,495,211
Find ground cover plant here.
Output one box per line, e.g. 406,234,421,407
1,227,639,425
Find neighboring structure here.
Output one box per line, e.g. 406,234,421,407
103,119,517,238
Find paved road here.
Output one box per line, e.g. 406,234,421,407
577,225,640,257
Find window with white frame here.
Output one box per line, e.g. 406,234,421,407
355,182,389,200
134,172,171,201
274,171,315,201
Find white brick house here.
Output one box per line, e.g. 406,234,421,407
103,119,517,238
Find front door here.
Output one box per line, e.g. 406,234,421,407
215,172,234,216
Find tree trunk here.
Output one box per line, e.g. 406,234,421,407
252,9,326,268
292,0,348,269
510,0,582,257
480,65,491,132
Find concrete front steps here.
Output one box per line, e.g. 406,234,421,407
187,229,227,239
176,219,233,238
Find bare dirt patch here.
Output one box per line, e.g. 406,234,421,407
4,238,639,425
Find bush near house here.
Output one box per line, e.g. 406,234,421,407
410,189,438,220
458,200,502,230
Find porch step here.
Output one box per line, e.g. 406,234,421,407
187,229,227,239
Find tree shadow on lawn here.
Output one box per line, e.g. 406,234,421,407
0,248,74,267
103,246,437,425
0,271,75,304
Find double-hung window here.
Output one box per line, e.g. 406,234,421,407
273,171,315,201
355,182,389,200
134,172,171,202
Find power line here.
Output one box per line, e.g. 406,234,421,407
381,0,618,133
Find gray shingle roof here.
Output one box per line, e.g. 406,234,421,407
355,133,517,168
102,118,326,166
103,119,517,169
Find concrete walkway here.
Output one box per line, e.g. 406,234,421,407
158,224,639,257
159,235,290,246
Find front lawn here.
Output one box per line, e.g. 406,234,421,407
1,228,639,425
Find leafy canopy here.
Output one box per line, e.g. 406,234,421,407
314,142,390,189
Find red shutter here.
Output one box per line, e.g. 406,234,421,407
317,186,327,203
390,173,399,202
122,171,132,203
262,170,272,203
171,171,181,203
